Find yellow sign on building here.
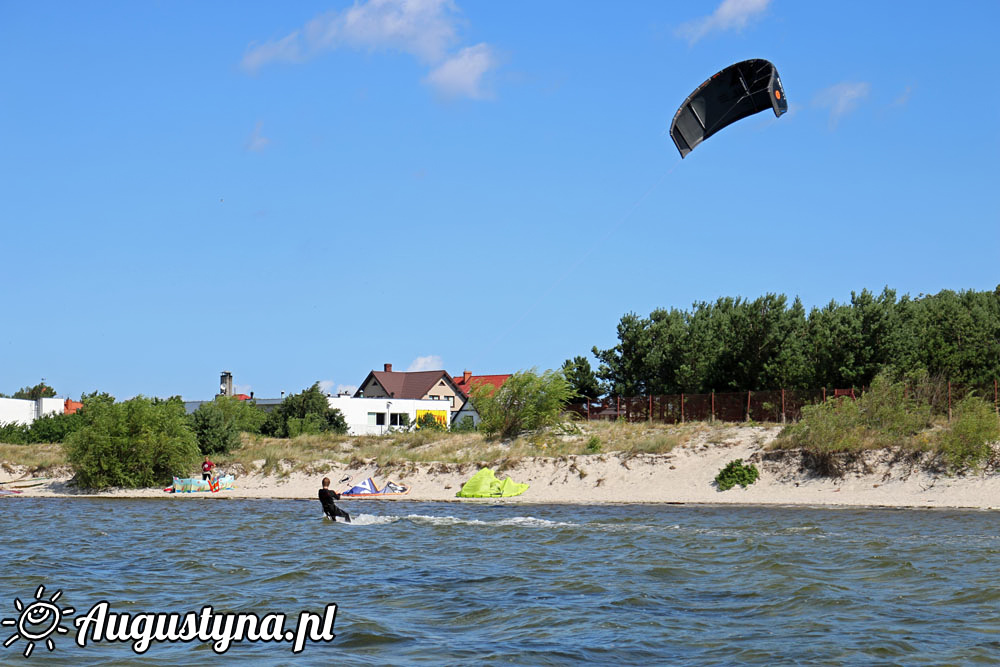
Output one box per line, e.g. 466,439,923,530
415,410,449,428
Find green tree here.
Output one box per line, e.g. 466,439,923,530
190,395,267,455
190,400,242,455
562,356,602,401
592,286,1000,395
11,382,57,400
472,368,573,440
64,394,200,489
262,382,348,438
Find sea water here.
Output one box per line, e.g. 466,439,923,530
2,498,1000,665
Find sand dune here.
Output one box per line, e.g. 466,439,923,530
4,426,1000,509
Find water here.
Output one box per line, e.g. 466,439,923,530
3,498,1000,664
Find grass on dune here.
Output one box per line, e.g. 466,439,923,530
0,443,68,473
214,420,698,476
0,419,706,477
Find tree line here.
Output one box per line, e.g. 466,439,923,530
564,287,1000,399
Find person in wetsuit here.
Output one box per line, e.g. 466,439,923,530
319,477,351,523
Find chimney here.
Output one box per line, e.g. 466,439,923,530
463,370,472,383
220,371,233,397
384,363,393,372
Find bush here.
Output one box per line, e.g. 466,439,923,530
937,396,1000,471
0,412,84,445
27,412,84,443
472,368,574,440
0,422,30,444
585,436,602,453
64,394,200,489
778,372,932,453
190,396,266,454
190,401,241,455
715,459,760,491
451,416,476,432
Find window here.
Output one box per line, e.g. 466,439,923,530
448,396,455,408
367,412,386,426
390,413,407,426
430,395,440,400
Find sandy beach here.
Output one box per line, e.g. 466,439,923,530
4,425,1000,509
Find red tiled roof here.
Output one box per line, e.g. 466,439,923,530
453,373,512,397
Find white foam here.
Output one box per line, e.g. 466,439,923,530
386,514,575,528
322,513,578,528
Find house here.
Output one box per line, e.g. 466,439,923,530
0,397,65,425
354,364,466,414
450,370,513,427
326,396,451,435
452,370,512,397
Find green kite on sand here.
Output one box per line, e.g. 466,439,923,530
456,468,529,498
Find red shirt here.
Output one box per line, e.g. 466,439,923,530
202,460,214,473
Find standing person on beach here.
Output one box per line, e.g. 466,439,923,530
202,457,215,481
319,477,351,523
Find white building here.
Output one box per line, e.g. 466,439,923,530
327,396,451,436
0,397,64,426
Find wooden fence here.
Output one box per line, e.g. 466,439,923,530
566,381,1000,424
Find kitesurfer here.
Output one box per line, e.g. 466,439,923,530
319,477,351,523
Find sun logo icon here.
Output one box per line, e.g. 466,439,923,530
2,585,75,658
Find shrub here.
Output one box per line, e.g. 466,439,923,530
937,396,1000,471
777,372,931,453
27,412,84,443
715,459,760,491
585,436,602,453
64,394,200,489
451,416,476,432
0,422,29,444
190,400,241,455
472,368,573,440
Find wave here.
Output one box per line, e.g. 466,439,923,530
324,513,578,528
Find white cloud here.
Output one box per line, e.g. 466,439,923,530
246,121,271,151
312,0,458,62
242,31,304,72
407,355,444,371
677,0,771,44
241,0,497,100
336,384,358,395
814,81,871,127
424,43,495,99
891,85,914,107
318,380,335,394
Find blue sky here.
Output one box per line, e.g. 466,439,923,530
2,0,997,401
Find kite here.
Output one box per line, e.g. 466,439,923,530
669,59,787,158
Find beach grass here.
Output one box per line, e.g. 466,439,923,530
0,420,732,475
203,420,702,475
0,443,68,473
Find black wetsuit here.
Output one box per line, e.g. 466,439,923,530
319,488,351,523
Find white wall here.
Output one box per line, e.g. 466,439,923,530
0,397,63,425
38,398,62,419
327,396,452,436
